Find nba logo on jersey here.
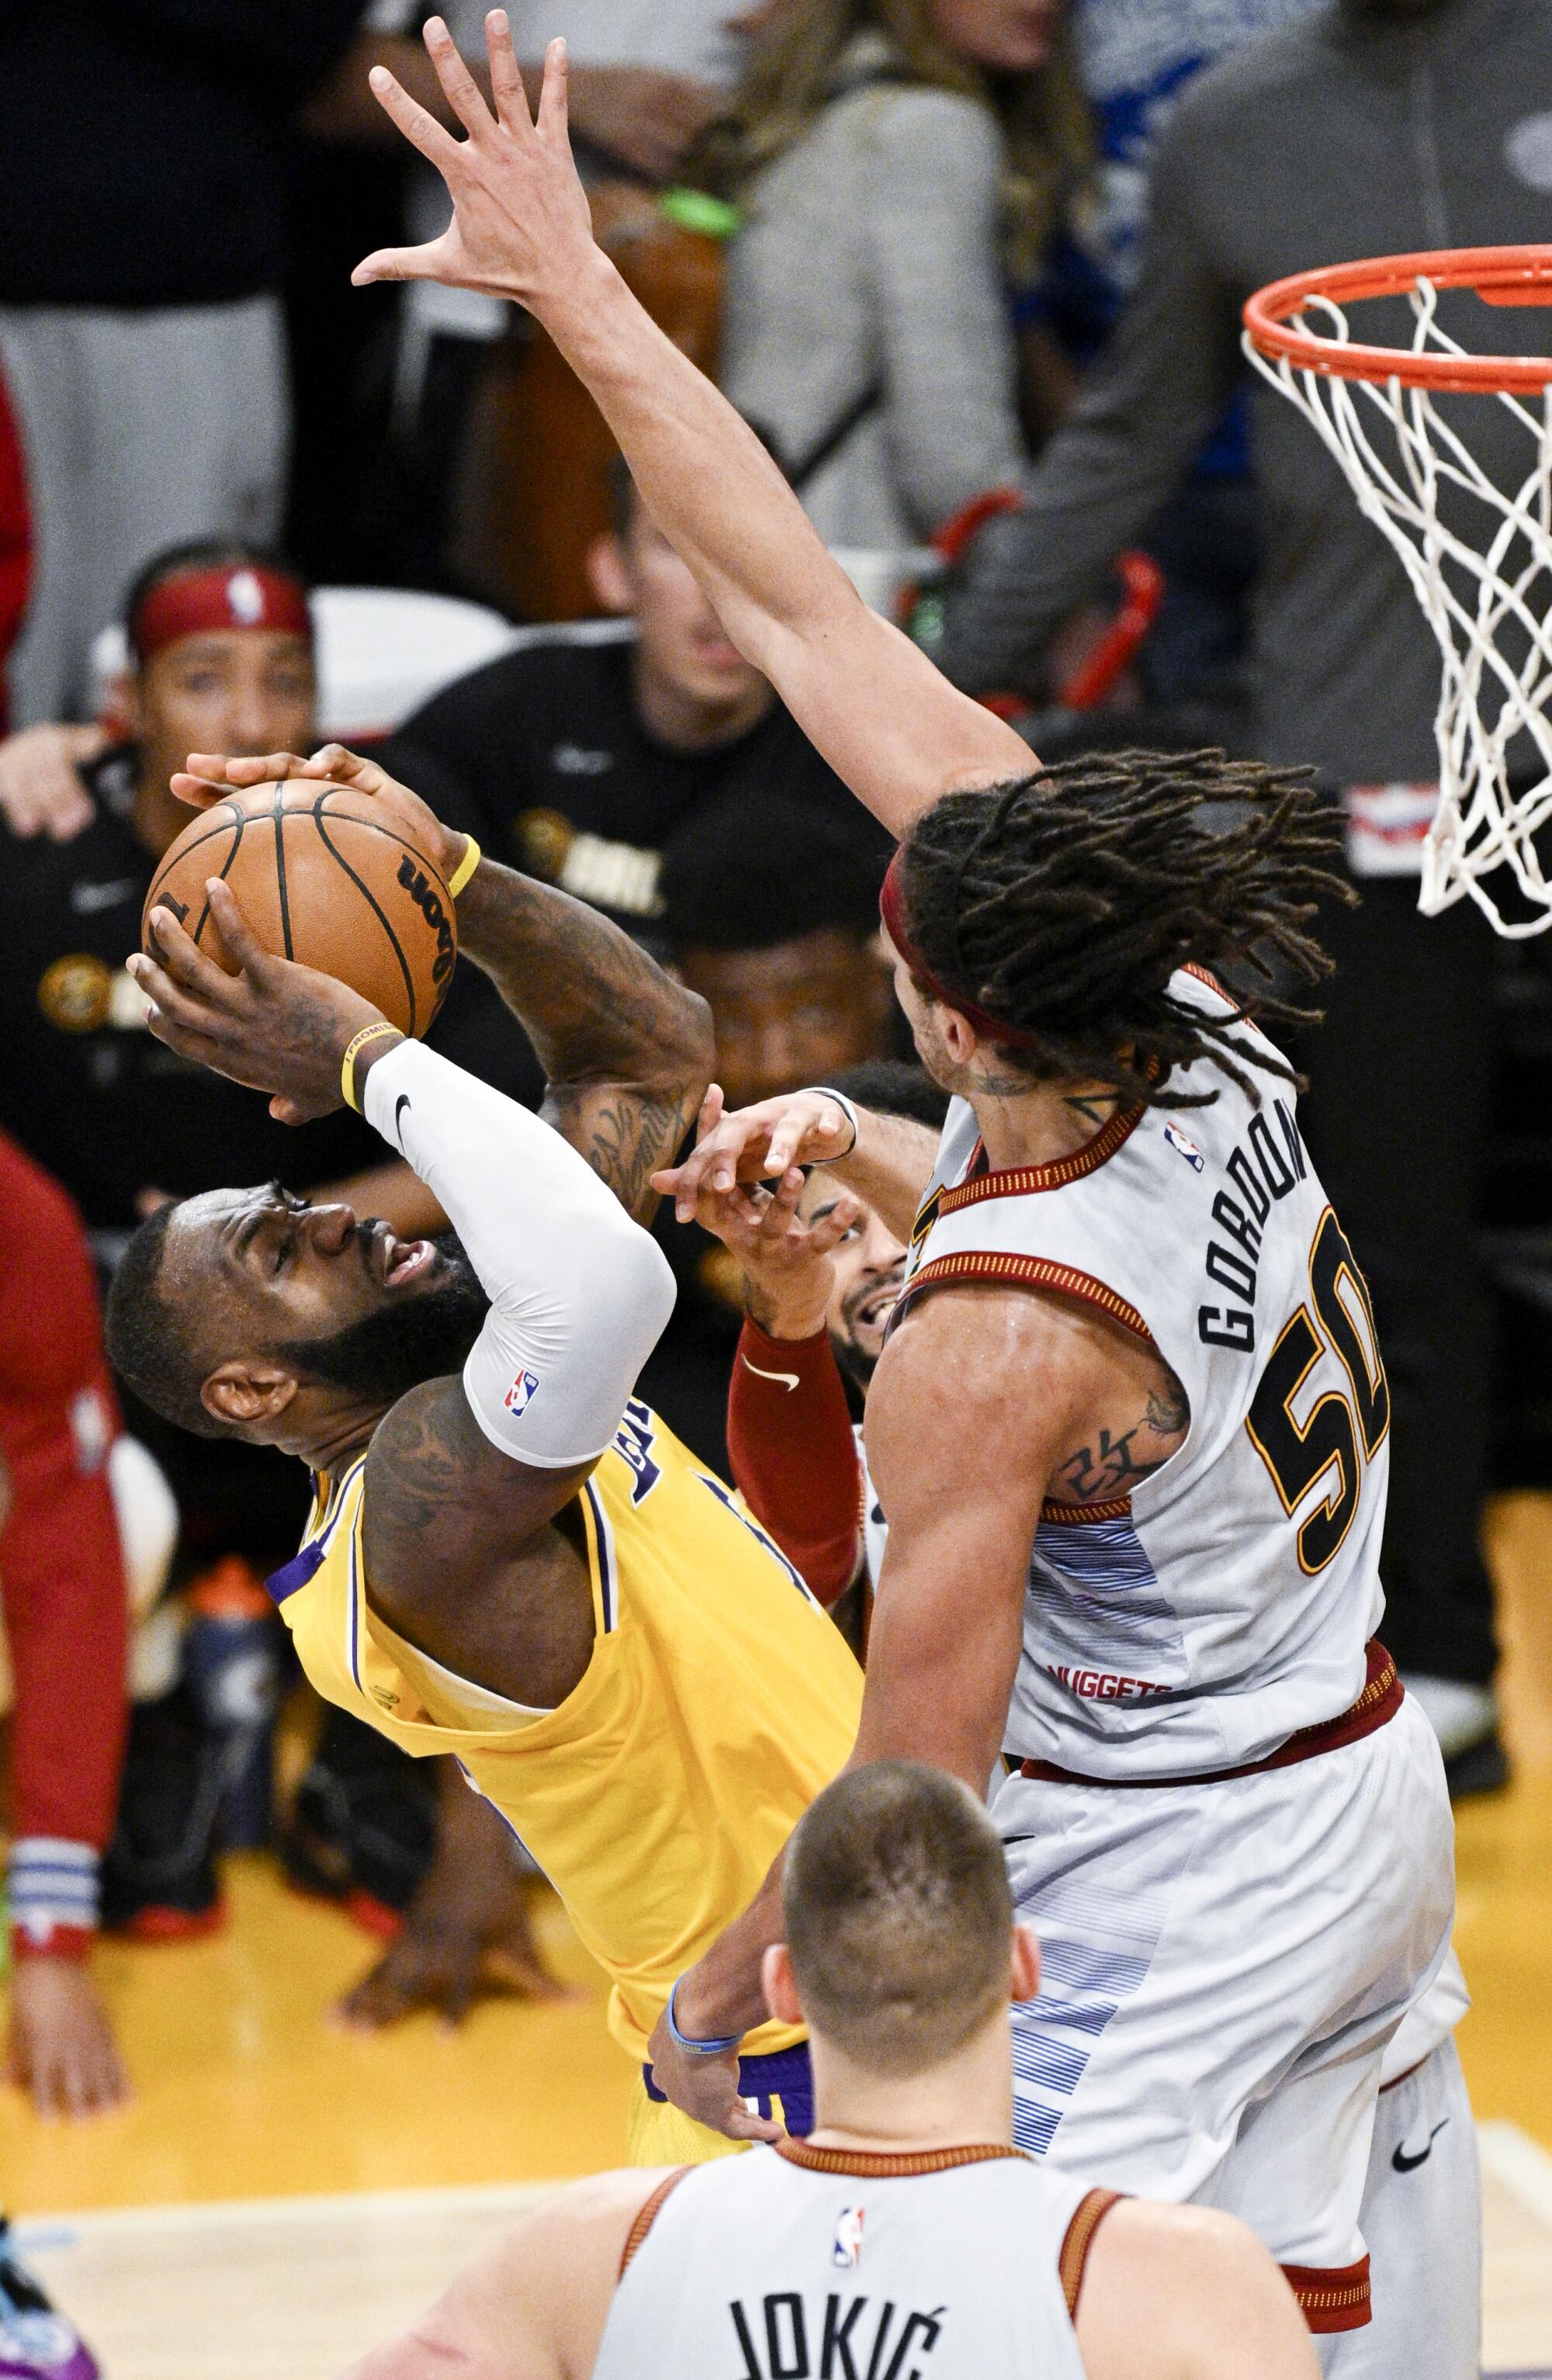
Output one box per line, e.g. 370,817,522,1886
831,2206,864,2268
504,1368,542,1417
1163,1121,1205,1172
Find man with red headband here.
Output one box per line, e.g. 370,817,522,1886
352,26,1458,2362
0,535,557,2023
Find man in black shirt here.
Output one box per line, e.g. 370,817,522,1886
392,467,890,950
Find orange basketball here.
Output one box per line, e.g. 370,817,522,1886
142,781,457,1038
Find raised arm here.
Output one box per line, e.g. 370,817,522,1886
351,16,1032,837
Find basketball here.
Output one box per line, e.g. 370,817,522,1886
142,780,458,1038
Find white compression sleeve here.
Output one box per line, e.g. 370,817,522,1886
362,1038,676,1468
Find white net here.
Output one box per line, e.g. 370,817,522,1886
1244,277,1552,938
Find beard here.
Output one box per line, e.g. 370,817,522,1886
833,1263,906,1391
282,1232,490,1407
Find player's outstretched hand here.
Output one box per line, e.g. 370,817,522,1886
351,14,596,314
171,743,473,897
653,1085,859,1224
129,880,386,1124
691,1140,859,1344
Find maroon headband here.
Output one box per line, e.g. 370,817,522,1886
879,845,1040,1050
130,564,312,663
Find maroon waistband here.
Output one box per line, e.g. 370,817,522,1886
1017,1640,1401,1789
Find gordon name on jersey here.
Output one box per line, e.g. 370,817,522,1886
896,968,1387,1777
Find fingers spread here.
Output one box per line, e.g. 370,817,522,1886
535,35,571,144
353,238,447,288
485,8,532,132
365,64,466,173
424,16,496,141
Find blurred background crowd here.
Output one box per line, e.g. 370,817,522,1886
0,0,1549,2124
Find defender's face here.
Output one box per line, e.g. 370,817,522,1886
165,1183,448,1351
931,0,1062,71
799,1176,907,1372
884,930,960,1093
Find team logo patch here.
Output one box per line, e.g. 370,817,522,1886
504,1368,542,1417
1163,1121,1205,1173
37,952,113,1032
831,2206,865,2269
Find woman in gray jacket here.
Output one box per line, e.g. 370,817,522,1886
705,0,1089,552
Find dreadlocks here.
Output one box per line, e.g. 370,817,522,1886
897,749,1353,1110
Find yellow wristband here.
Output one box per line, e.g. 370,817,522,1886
447,836,482,899
340,1022,403,1112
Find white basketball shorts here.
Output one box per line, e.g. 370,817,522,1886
996,1693,1454,2298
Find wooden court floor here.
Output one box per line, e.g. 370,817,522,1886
3,1493,1551,2375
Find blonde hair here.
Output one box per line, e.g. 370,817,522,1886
696,0,1090,285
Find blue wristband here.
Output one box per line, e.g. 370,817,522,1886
667,1977,742,2057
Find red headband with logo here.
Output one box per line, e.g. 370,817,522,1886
130,565,313,663
879,845,1040,1049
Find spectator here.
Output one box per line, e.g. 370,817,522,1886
1027,0,1325,702
702,0,1090,549
934,0,1552,1789
0,1134,129,2119
637,794,896,1468
0,3,370,722
306,0,732,589
391,461,890,954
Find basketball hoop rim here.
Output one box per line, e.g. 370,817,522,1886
1244,245,1552,394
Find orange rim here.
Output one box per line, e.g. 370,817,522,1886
1244,244,1552,394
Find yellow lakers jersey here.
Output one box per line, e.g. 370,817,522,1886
270,1398,863,2060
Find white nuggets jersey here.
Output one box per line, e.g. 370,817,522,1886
896,968,1387,1777
593,2140,1114,2380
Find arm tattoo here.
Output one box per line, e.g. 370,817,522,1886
543,1082,700,1227
456,859,712,1225
1056,1373,1190,1502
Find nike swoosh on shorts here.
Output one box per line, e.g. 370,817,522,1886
1391,2118,1450,2172
741,1356,800,1391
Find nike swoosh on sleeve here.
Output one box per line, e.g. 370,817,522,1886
741,1356,801,1391
393,1093,412,1145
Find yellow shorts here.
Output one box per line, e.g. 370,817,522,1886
625,2083,804,2167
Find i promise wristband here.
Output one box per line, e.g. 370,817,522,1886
447,835,482,898
667,1977,742,2056
340,1022,404,1112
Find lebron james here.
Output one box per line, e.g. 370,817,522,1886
106,745,862,2165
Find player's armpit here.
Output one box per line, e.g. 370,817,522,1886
855,1284,1098,1789
341,2167,672,2380
361,1380,599,1710
1075,2202,1321,2380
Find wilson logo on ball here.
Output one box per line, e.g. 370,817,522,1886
397,854,457,985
